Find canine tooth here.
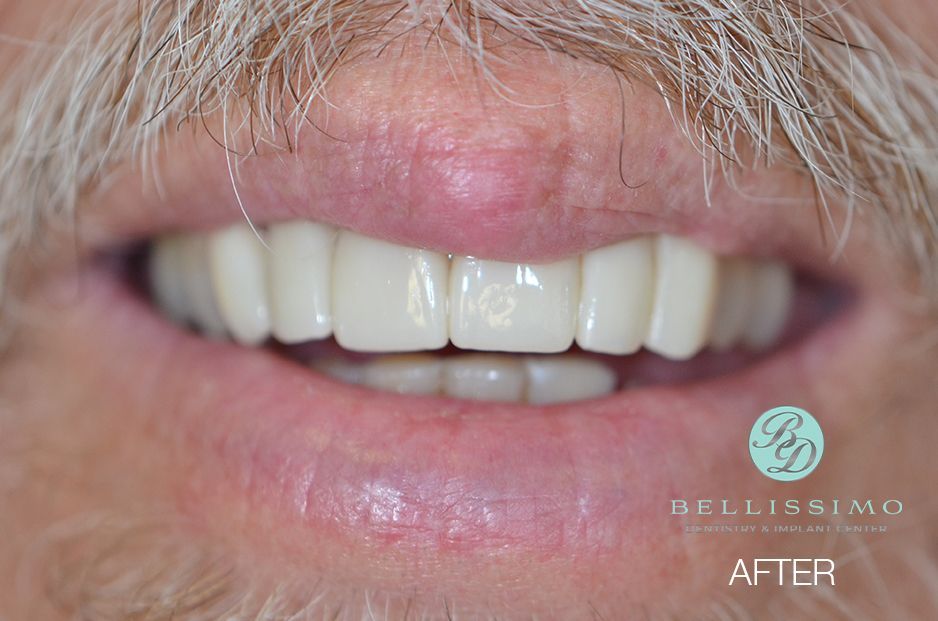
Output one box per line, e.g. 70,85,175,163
266,221,335,344
576,237,655,354
363,354,442,395
149,235,192,324
449,257,579,353
744,261,794,349
207,223,271,345
524,356,617,404
644,235,719,360
443,355,526,402
710,258,755,351
179,235,227,338
332,231,449,352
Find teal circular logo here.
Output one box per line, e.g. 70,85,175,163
749,406,823,481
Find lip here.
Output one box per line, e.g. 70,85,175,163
45,44,908,612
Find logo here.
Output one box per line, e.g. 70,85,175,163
749,406,823,481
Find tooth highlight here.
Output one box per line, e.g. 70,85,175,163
449,257,579,353
266,221,335,344
207,224,271,345
363,354,442,395
577,237,655,355
332,231,449,352
644,235,719,360
743,261,794,349
710,258,755,351
524,356,617,404
443,354,526,402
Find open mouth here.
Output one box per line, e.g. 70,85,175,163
146,222,834,405
45,46,889,614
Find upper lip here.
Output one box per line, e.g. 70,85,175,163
85,54,853,288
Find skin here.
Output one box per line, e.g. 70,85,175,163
1,1,938,619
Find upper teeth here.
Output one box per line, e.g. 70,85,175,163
149,221,794,359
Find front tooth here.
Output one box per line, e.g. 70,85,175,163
442,354,526,402
449,257,579,353
179,235,227,338
644,235,719,360
363,354,442,395
332,231,449,352
266,221,335,344
743,261,794,349
576,237,655,354
149,235,192,325
710,258,755,351
524,356,617,404
207,223,271,345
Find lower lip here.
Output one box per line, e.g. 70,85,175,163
66,264,862,594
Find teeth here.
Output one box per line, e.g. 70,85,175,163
577,237,655,355
314,359,367,385
178,235,227,338
524,356,617,404
207,223,271,345
314,353,616,404
362,354,442,395
743,261,794,349
149,235,193,325
442,354,526,402
266,221,335,344
152,222,799,394
710,258,755,351
644,235,719,360
332,231,449,352
449,257,579,353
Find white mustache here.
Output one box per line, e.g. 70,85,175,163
0,0,936,308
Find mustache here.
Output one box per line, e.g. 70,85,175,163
0,0,937,299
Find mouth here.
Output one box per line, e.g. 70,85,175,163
148,222,834,404
53,47,888,613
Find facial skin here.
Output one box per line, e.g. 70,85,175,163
1,1,937,619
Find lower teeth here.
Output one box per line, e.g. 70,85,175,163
314,353,617,404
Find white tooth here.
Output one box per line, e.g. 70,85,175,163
266,221,335,344
524,356,617,404
332,231,449,352
149,235,192,325
179,235,227,338
449,257,579,353
644,235,719,360
743,261,794,349
443,355,526,402
314,359,366,385
576,237,655,354
363,354,442,395
710,258,755,351
207,223,271,345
